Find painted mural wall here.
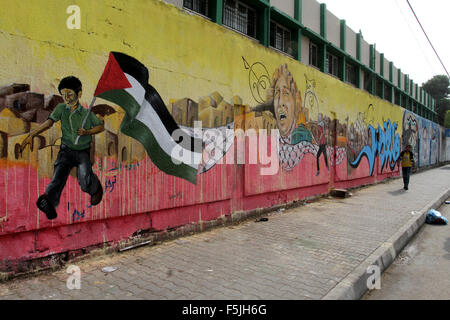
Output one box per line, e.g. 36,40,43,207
446,129,450,161
403,111,441,168
0,0,447,268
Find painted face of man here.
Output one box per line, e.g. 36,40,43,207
61,88,80,108
274,75,296,138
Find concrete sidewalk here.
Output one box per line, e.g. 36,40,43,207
363,199,450,300
1,165,449,300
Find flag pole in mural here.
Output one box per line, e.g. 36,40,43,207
74,96,97,145
93,52,202,184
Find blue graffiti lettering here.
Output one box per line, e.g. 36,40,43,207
68,174,119,223
95,160,140,172
104,176,117,194
71,208,85,223
350,119,401,175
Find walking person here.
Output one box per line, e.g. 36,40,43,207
398,144,415,190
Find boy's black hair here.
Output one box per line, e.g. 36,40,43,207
58,76,82,95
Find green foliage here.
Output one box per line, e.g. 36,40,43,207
423,75,450,100
438,99,450,126
423,75,450,125
445,110,450,128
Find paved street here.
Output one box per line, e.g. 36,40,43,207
0,165,449,300
363,198,450,300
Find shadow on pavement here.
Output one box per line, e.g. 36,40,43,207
388,189,407,196
445,237,450,260
440,167,450,170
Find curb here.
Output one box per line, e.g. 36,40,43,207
322,186,450,300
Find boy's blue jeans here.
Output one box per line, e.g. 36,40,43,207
402,166,411,188
46,144,101,207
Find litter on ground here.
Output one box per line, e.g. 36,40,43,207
101,266,117,273
425,209,448,225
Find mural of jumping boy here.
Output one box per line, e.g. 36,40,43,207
20,76,104,220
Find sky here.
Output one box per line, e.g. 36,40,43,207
319,0,450,86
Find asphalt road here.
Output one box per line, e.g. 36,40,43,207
363,198,450,300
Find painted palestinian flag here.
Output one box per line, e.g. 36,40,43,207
94,52,202,184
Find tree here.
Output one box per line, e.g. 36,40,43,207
445,110,450,128
422,75,450,125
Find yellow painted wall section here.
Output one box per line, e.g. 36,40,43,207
0,0,405,130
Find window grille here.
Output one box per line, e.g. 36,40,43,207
183,0,209,17
309,42,318,68
384,83,391,101
395,90,401,105
345,63,357,86
326,52,339,77
376,79,383,98
223,0,257,38
270,20,293,55
363,71,372,93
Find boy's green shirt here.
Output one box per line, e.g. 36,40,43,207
49,103,102,150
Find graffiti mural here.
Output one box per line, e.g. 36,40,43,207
249,63,348,173
401,112,440,168
350,119,401,175
269,64,316,171
430,123,439,165
2,52,240,221
167,89,237,174
402,111,419,164
347,112,370,164
0,59,435,228
0,0,447,268
243,57,271,105
446,129,450,161
247,62,401,177
19,76,105,220
419,119,430,167
416,116,440,167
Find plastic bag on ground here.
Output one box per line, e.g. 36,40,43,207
426,209,448,225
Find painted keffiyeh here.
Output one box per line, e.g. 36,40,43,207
277,130,347,171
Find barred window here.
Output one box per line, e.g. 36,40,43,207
384,83,391,101
395,90,401,105
270,21,292,56
376,79,383,98
326,52,339,77
363,71,372,93
183,0,209,17
345,63,357,86
223,0,257,38
309,42,318,68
